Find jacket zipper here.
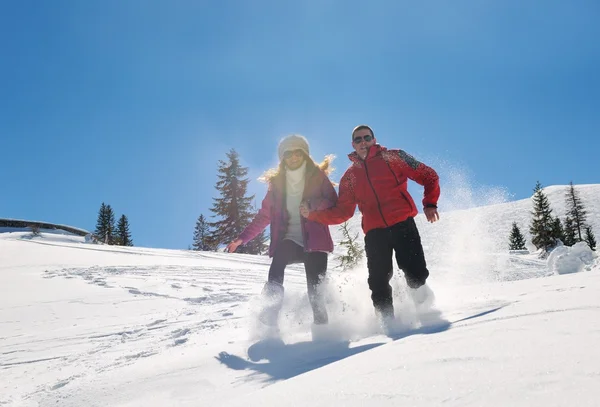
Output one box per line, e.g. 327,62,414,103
363,160,389,227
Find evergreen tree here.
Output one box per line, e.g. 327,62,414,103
192,214,213,251
563,216,578,246
94,202,111,243
584,226,597,251
550,217,565,244
242,203,269,255
565,181,587,242
105,204,116,244
244,228,268,255
115,214,133,246
529,181,556,252
508,222,527,250
335,221,364,270
209,149,255,251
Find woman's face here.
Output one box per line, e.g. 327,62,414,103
283,149,305,170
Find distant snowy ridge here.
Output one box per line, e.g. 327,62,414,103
0,218,90,236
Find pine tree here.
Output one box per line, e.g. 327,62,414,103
584,226,597,251
105,204,116,244
529,181,556,252
242,203,269,255
115,214,133,246
244,230,268,255
209,149,256,251
244,227,268,255
563,216,578,246
508,222,527,250
565,181,587,242
94,202,110,243
192,214,213,251
551,217,565,244
335,221,364,270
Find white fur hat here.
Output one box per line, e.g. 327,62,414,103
278,134,310,161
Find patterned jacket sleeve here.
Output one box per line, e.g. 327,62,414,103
395,150,440,208
307,170,356,225
238,186,272,244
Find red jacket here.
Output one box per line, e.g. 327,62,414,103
308,144,440,234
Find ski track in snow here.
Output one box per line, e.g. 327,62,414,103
2,261,274,403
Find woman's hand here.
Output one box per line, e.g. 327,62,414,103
225,239,243,253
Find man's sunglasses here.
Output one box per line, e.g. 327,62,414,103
353,135,374,144
283,149,304,159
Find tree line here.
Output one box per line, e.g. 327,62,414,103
509,181,596,253
94,202,133,246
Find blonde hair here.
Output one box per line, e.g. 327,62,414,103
258,153,335,183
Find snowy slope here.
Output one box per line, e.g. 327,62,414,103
330,184,600,283
1,184,599,407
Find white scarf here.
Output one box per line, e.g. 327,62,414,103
284,161,307,246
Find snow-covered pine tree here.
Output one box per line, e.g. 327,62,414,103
335,221,363,270
209,149,256,252
192,214,213,251
529,181,556,252
565,181,587,242
115,214,133,246
551,217,565,244
563,216,577,246
584,226,597,251
508,222,527,250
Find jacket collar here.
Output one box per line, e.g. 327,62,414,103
348,144,386,163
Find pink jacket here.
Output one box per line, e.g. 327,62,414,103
238,163,337,257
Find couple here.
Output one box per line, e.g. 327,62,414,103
226,125,440,329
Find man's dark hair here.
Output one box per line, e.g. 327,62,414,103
351,124,374,139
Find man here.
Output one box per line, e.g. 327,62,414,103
300,124,440,321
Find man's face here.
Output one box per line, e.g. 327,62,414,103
352,128,376,159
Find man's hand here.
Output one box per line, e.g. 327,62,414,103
299,201,310,218
225,239,243,253
424,207,439,223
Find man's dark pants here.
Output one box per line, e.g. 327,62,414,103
364,216,429,318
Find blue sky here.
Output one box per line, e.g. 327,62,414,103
1,1,599,249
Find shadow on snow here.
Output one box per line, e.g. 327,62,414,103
216,305,505,383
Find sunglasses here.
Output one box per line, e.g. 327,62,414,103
283,149,304,159
353,134,374,144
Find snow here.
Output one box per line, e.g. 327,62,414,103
1,184,600,407
548,242,597,275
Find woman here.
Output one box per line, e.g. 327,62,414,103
226,134,337,327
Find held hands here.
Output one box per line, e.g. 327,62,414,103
424,207,440,223
299,201,310,218
225,238,243,253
